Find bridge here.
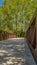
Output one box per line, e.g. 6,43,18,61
0,9,37,65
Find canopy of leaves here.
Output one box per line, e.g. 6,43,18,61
0,0,37,33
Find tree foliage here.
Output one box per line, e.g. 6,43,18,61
0,0,37,33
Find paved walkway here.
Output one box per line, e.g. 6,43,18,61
0,38,36,65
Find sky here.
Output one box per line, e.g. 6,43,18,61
0,0,2,6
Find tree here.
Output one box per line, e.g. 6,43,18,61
0,0,37,33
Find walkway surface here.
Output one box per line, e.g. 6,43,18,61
0,38,36,65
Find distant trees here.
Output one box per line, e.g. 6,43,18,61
0,0,37,34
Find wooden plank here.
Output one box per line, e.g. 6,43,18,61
36,15,37,48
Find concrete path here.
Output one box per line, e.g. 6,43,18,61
0,38,36,65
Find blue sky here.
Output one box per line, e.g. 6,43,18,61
0,0,2,6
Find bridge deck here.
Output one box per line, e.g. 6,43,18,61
0,38,36,65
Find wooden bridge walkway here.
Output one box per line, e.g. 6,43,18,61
0,38,36,65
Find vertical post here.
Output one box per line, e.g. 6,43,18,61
35,13,37,59
36,15,37,48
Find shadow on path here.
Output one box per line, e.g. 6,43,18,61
0,38,36,65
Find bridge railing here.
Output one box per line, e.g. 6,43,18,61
0,30,16,41
26,8,37,62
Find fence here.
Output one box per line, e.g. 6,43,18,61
0,30,16,41
26,8,37,62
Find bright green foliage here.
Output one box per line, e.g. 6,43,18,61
0,0,37,33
